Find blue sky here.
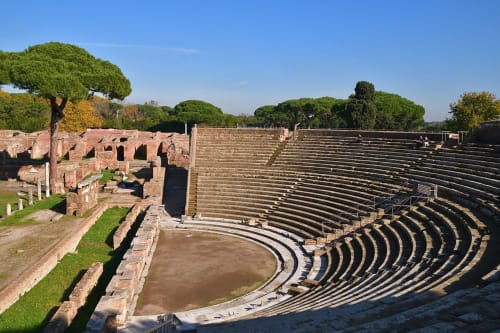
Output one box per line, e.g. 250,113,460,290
1,0,499,121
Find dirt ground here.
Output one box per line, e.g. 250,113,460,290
135,229,277,315
0,165,161,294
0,191,144,294
0,209,83,291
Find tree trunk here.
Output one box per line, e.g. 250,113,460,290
49,97,67,194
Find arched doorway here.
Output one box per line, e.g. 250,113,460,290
117,146,125,161
134,144,147,160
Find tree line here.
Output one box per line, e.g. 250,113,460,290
255,81,426,130
0,81,428,133
1,83,498,135
0,91,260,133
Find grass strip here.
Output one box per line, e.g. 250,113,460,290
99,169,116,184
0,206,130,333
0,194,66,226
0,192,18,218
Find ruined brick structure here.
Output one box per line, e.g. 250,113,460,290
66,174,102,216
0,129,189,192
142,156,166,203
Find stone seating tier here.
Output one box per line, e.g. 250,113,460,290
185,128,497,332
416,164,499,190
245,198,484,319
193,168,404,238
409,171,498,204
284,139,431,159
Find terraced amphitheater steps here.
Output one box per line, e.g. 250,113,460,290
195,275,500,333
179,128,499,333
406,143,500,215
265,140,288,166
186,169,197,216
239,196,488,318
343,281,500,332
269,131,439,184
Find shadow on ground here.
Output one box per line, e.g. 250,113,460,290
163,166,187,217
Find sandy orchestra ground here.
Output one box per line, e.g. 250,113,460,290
135,229,277,315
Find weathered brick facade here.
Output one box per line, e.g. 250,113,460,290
0,129,189,191
66,174,102,216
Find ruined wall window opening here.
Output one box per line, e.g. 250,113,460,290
134,144,147,160
117,146,125,161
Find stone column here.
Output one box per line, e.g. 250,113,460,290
6,203,11,216
18,198,23,211
28,189,34,206
45,162,50,197
37,180,42,201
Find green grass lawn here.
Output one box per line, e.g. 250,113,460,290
0,194,66,226
0,206,131,333
81,168,116,186
99,169,116,184
0,192,19,218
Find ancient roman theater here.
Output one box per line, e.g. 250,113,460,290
0,124,499,332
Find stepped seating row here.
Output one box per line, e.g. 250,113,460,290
193,168,404,239
272,156,404,180
186,129,497,332
194,152,276,168
195,128,283,136
260,176,402,238
199,281,500,333
341,280,500,332
243,197,487,319
407,144,500,210
270,133,434,181
418,152,499,185
194,169,302,221
194,129,282,168
295,135,431,159
270,163,414,185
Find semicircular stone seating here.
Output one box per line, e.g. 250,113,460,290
173,129,500,332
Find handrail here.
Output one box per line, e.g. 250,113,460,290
322,198,372,232
143,314,174,333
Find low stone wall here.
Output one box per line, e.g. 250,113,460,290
299,129,444,141
86,205,163,332
113,204,146,250
43,262,103,333
70,262,104,307
17,159,99,193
